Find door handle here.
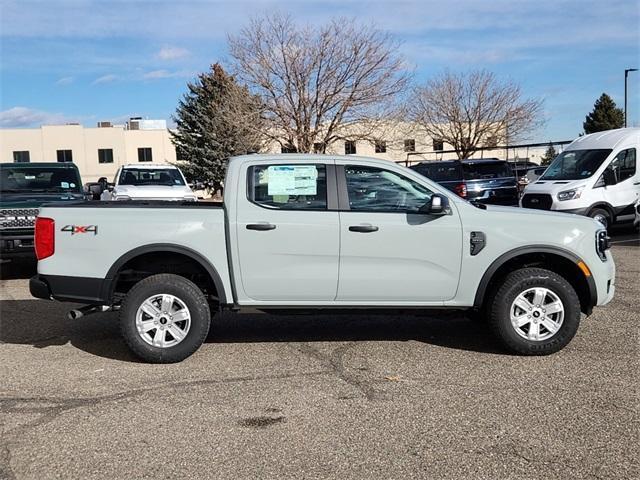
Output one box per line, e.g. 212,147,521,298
349,225,379,233
246,223,276,231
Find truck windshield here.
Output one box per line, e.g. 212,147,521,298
119,168,185,186
0,166,81,193
541,149,612,180
462,162,513,180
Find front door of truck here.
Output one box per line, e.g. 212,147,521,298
235,161,340,302
336,163,463,302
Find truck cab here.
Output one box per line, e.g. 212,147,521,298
0,162,84,258
521,128,639,228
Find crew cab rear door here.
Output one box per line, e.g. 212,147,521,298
234,159,339,302
335,161,463,303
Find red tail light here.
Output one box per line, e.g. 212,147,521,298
35,217,55,260
454,183,467,198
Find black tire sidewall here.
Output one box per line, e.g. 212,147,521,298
589,208,611,229
490,269,581,355
120,274,211,363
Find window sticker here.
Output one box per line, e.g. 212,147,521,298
266,165,318,196
61,182,70,188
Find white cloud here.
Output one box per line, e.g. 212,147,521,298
92,74,118,85
142,69,194,80
0,107,71,128
157,46,190,60
55,76,74,86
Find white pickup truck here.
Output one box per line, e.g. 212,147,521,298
30,154,616,363
98,164,197,202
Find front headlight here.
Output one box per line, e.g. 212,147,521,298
557,186,584,201
596,229,610,262
115,195,131,201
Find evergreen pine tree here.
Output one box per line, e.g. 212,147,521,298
540,143,557,165
171,63,264,185
583,93,624,134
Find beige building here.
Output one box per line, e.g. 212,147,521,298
1,119,567,184
0,120,177,182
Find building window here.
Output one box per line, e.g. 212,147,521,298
485,136,498,148
375,140,387,153
345,140,357,155
13,151,30,163
98,149,114,164
281,143,297,154
433,139,444,151
404,139,416,152
313,142,324,154
56,150,73,163
138,147,153,162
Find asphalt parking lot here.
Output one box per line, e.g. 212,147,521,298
0,228,638,480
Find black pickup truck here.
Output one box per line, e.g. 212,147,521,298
0,162,85,258
410,158,519,206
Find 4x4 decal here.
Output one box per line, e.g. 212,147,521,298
61,225,98,235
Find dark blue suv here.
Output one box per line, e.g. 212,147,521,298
410,158,519,206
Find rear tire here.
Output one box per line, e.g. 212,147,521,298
488,268,581,355
120,274,211,363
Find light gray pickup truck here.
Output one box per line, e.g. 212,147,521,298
30,154,616,363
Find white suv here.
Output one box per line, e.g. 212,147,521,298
101,164,197,202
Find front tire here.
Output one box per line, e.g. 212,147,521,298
120,274,211,363
588,208,611,229
488,268,581,355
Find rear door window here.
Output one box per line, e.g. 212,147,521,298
248,164,327,210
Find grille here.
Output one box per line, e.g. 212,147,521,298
521,193,552,210
0,208,39,229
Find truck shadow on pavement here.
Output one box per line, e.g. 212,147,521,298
0,299,504,362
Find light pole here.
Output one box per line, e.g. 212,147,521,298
624,68,638,128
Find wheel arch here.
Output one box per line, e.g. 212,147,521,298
105,243,227,304
473,246,597,315
586,202,615,220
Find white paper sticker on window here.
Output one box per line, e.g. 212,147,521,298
267,165,318,196
61,182,70,188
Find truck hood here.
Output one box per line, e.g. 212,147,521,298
523,178,587,195
113,185,195,199
0,191,85,209
482,203,601,227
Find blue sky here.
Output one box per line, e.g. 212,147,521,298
1,0,638,140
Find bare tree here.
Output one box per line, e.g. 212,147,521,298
228,14,410,153
408,70,544,159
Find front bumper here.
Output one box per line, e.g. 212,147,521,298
30,274,111,304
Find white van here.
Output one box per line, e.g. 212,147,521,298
521,128,639,228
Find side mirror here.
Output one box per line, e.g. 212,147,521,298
421,194,450,215
106,182,115,192
602,168,617,186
